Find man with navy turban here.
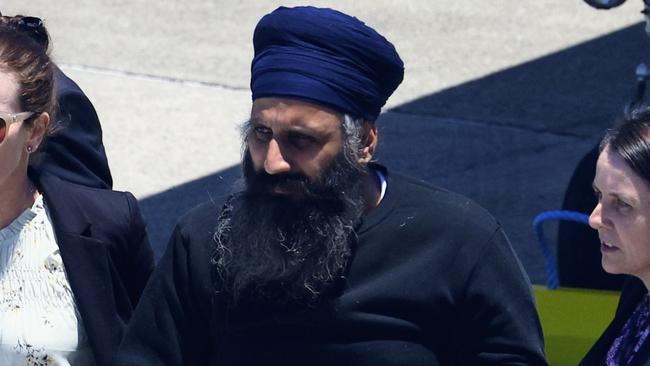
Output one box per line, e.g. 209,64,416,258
116,6,547,366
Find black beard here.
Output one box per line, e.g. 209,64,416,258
212,149,367,307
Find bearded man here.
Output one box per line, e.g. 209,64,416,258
116,6,547,366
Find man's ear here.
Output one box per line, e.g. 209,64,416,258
358,121,378,164
25,112,49,152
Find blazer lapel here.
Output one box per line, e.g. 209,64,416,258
33,172,123,366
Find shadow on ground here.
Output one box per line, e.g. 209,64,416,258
139,165,242,257
140,23,649,283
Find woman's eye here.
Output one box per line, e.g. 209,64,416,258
615,198,631,209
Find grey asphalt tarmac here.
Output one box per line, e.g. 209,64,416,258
2,1,647,284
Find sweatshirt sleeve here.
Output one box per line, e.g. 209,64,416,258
115,223,212,366
454,226,548,366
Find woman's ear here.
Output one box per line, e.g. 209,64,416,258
358,122,378,164
25,112,49,152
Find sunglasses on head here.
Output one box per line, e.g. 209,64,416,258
0,111,34,143
15,16,43,30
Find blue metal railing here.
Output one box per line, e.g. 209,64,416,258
532,210,590,289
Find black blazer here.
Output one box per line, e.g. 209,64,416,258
580,277,650,366
31,67,113,189
32,171,154,366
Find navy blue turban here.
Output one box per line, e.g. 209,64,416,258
251,6,404,122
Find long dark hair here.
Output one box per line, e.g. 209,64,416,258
600,108,650,184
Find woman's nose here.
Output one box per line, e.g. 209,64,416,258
588,202,606,230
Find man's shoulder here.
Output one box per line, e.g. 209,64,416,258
176,200,223,239
158,200,224,273
387,170,498,227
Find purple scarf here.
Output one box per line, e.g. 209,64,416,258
606,294,650,365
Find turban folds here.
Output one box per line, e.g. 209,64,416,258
251,6,404,122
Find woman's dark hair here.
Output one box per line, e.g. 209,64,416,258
600,107,650,184
0,15,55,125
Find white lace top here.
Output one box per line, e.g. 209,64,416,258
0,195,95,366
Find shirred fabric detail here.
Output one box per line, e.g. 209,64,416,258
0,195,95,366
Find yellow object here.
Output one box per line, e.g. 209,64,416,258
533,285,620,366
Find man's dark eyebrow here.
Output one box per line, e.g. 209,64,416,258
248,117,268,126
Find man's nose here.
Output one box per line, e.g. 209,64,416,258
264,139,291,175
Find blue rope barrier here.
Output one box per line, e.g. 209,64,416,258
532,210,590,290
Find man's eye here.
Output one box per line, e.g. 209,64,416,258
254,127,272,142
289,133,316,148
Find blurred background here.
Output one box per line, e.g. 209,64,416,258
3,0,648,284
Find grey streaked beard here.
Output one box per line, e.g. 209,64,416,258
212,149,367,307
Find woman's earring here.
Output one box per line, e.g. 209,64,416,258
26,146,33,153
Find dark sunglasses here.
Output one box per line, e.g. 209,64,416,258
16,16,43,29
0,15,47,47
0,111,33,144
14,16,45,39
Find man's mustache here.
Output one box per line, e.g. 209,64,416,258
246,170,337,199
251,171,309,188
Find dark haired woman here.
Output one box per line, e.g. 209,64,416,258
0,17,153,366
580,108,650,365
